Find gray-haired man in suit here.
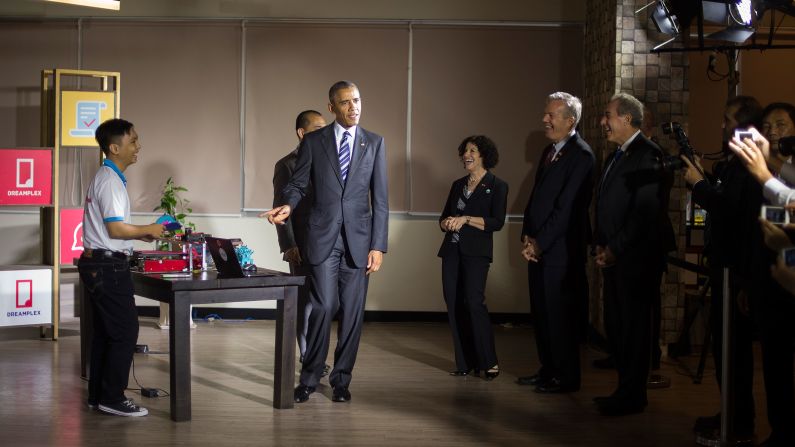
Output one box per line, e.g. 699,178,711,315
518,92,594,394
265,81,388,404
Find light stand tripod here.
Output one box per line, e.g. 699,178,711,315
648,274,671,389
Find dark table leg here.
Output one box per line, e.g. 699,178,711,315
273,285,297,409
169,293,192,421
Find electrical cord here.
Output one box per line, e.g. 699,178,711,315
706,52,730,82
130,356,170,399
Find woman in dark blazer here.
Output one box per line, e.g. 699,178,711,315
438,135,508,380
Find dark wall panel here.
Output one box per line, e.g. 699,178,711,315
82,21,242,214
243,23,409,211
410,25,584,214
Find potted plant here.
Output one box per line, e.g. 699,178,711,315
154,176,195,232
154,177,197,329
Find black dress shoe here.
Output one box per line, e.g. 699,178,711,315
592,356,615,369
449,369,471,376
293,384,315,403
332,386,351,403
516,374,546,386
534,378,579,394
321,364,331,377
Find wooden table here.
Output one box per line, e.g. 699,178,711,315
78,268,302,421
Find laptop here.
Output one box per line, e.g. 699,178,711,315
205,236,270,278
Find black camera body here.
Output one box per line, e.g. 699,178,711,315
779,136,795,158
656,121,696,171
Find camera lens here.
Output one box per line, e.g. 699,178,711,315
779,136,795,158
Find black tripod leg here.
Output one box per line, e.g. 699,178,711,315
694,280,712,384
671,293,698,357
695,317,711,384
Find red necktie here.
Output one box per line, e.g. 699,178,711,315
542,146,555,168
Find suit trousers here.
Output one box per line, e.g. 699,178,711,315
288,260,312,361
758,282,795,443
528,262,581,388
300,230,368,389
602,264,656,405
78,255,138,405
441,250,498,371
573,262,590,344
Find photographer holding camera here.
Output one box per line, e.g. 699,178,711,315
680,96,764,445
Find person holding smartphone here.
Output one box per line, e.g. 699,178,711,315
729,123,795,207
680,96,764,444
726,113,795,447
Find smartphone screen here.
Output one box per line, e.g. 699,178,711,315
735,129,754,141
764,206,788,224
783,248,795,267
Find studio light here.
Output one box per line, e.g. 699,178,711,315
651,0,680,35
702,0,757,42
639,0,682,50
45,0,120,11
644,0,795,51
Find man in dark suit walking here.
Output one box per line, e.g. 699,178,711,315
270,110,326,367
517,92,594,393
265,81,388,404
593,93,668,415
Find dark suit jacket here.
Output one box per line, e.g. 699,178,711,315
273,147,312,257
595,133,669,272
692,156,765,286
522,132,595,267
437,171,509,261
281,123,388,268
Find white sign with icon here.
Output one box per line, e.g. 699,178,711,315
0,268,52,327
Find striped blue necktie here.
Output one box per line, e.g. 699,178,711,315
339,131,351,182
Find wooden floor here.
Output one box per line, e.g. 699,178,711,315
0,318,772,446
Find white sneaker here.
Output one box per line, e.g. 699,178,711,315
98,398,148,417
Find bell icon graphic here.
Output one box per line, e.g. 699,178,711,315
71,222,84,252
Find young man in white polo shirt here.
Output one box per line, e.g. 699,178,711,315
78,118,164,417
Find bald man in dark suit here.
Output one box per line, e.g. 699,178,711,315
272,110,326,366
